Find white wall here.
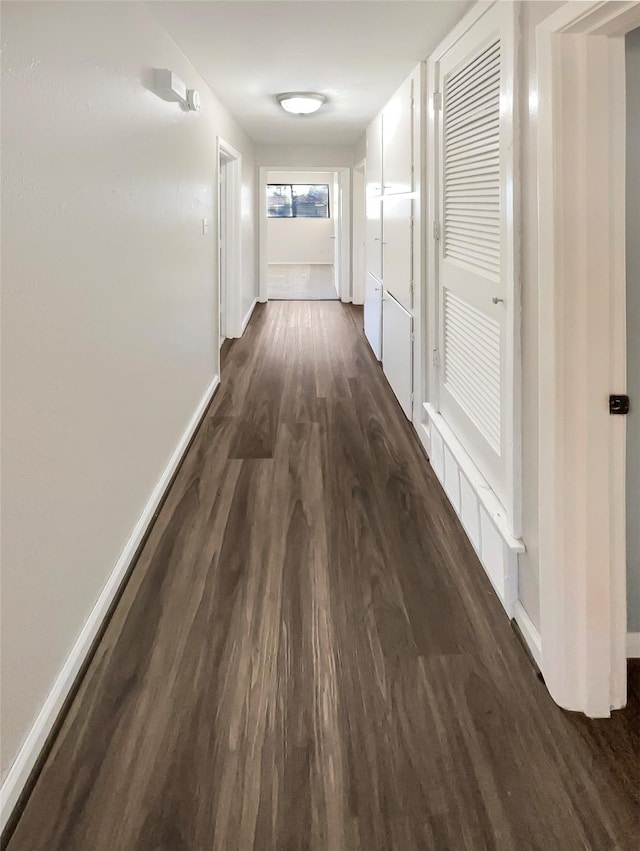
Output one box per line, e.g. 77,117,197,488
626,27,640,632
256,145,355,169
0,0,256,785
266,171,334,265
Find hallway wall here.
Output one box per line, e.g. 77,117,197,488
266,171,334,265
256,145,355,169
626,27,640,631
0,0,256,787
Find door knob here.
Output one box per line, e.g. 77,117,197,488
492,296,504,304
329,235,336,240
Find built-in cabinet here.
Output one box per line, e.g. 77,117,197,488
382,76,413,196
382,293,413,418
364,68,419,418
382,196,413,310
364,272,382,360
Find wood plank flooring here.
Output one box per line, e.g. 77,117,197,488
5,301,640,850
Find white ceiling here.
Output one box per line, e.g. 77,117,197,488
152,1,472,146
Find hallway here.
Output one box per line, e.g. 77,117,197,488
6,302,640,850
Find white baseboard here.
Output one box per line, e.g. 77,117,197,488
0,374,220,832
627,633,640,658
514,601,543,669
424,404,524,618
240,297,258,334
417,418,432,458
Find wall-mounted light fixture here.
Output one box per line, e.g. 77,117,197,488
276,92,326,115
154,69,200,112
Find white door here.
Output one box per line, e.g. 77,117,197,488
366,195,382,281
332,172,341,297
382,76,413,196
382,292,413,418
382,195,413,310
218,156,227,345
364,272,382,360
366,112,383,197
436,8,512,507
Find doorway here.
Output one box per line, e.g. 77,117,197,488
216,137,242,358
218,153,228,346
626,26,640,656
259,166,351,303
536,1,640,717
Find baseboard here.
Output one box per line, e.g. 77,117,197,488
514,601,543,669
627,633,640,658
241,297,258,334
424,404,524,618
417,419,432,458
0,374,220,833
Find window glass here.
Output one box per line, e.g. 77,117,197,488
267,184,330,218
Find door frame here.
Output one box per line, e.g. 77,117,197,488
352,158,366,305
258,166,351,303
216,137,242,349
536,0,640,717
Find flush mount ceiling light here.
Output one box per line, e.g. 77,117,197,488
276,92,326,115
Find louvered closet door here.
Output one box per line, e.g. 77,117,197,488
437,10,511,507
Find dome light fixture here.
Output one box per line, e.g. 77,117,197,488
277,92,326,115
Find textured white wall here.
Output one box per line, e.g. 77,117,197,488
256,145,355,168
626,28,640,631
267,171,334,264
0,0,256,782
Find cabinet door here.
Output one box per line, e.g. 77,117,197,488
382,76,413,195
382,196,412,310
366,113,383,197
364,272,382,360
382,292,413,419
366,195,382,281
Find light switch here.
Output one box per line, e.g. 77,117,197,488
202,218,209,235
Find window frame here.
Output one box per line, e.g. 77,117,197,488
266,183,331,219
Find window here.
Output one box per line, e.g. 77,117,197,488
267,184,330,218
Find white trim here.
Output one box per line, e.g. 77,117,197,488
425,403,522,618
514,601,543,670
536,0,640,718
627,633,640,659
352,158,366,305
241,297,258,334
267,261,335,266
217,138,242,341
0,375,220,832
259,166,351,303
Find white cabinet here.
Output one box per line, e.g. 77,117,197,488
382,76,413,196
382,196,413,310
366,113,383,197
382,292,413,418
366,195,382,281
364,272,382,360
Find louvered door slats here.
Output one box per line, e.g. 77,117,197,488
443,291,501,453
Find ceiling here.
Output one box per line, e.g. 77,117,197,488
152,1,472,146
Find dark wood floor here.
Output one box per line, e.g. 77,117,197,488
6,302,640,850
